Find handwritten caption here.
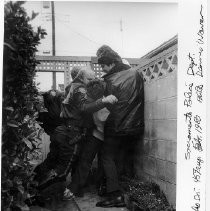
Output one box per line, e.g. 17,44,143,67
183,4,205,211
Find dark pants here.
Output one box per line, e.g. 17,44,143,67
37,111,63,136
96,149,106,188
34,125,83,182
101,135,139,193
68,136,103,194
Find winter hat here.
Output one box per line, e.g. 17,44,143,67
96,45,122,65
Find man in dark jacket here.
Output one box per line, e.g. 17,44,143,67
95,45,144,208
38,90,64,136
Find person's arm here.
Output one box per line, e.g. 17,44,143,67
75,87,105,113
75,87,118,113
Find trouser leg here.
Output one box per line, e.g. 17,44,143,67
34,133,59,181
54,129,76,175
123,135,140,178
96,149,105,188
115,140,125,176
101,136,121,193
69,136,102,194
123,137,135,177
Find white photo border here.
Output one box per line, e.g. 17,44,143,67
177,0,207,211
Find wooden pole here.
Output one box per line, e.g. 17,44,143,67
51,1,56,90
120,18,124,58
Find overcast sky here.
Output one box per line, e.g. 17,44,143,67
23,1,178,91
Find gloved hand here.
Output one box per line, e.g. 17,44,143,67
102,95,118,104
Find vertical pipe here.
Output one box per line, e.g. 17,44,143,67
51,1,56,90
120,18,124,58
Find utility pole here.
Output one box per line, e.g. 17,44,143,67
51,1,56,90
120,18,124,58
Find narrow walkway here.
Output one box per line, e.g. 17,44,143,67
75,190,128,211
30,182,129,211
30,182,81,211
30,199,80,211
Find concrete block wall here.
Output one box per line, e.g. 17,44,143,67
134,46,177,207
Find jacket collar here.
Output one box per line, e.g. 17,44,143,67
102,63,131,79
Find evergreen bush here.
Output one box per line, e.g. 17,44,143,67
2,1,46,210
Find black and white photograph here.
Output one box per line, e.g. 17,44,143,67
1,0,208,211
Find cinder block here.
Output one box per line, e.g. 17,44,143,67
157,74,177,100
144,82,157,102
151,120,177,141
165,161,176,184
156,159,166,181
152,101,166,120
143,156,157,177
155,140,167,160
143,139,150,156
165,141,177,163
144,120,151,139
165,97,177,119
148,140,157,157
144,102,153,120
165,182,176,207
150,120,157,139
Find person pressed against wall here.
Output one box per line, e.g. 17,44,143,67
63,78,110,200
95,45,144,208
34,66,117,190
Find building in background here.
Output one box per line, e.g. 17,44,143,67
23,1,177,92
35,55,140,88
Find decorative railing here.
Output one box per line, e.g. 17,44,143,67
35,56,140,87
136,45,177,83
35,36,177,87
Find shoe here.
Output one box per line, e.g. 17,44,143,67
63,188,75,201
96,195,126,208
67,185,84,197
37,169,66,190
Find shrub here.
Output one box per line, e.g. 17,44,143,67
121,177,176,211
2,1,46,210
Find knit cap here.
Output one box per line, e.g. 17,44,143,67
96,45,122,64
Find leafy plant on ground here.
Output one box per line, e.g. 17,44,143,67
2,1,46,210
120,177,176,211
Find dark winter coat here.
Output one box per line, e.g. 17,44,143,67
38,91,64,135
103,63,144,136
61,81,105,129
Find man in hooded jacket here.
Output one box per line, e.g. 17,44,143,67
95,45,144,208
